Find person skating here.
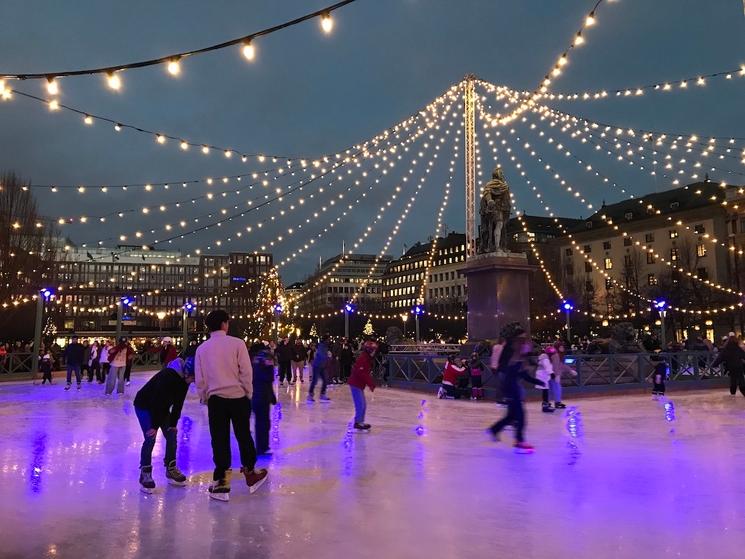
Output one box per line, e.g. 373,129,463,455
348,340,377,432
650,356,667,399
534,347,555,413
339,339,354,383
712,334,745,397
290,339,307,384
63,335,85,390
106,337,132,395
275,337,293,386
87,341,101,383
40,353,53,384
195,310,268,502
487,323,546,453
308,335,331,403
252,349,278,455
546,342,577,408
468,352,485,400
133,356,194,493
438,355,467,399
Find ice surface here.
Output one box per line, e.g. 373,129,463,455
1,374,745,558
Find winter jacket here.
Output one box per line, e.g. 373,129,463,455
489,343,504,370
348,351,376,391
160,344,178,365
251,362,277,405
442,362,466,385
712,342,745,375
312,342,330,368
133,366,189,428
534,353,554,390
195,330,253,401
275,342,293,364
291,344,308,363
339,345,354,366
501,360,545,401
64,342,85,366
109,344,133,367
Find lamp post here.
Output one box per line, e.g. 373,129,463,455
156,311,166,333
343,302,355,339
562,301,574,345
402,313,408,338
654,299,668,350
273,302,283,341
182,301,196,351
117,296,131,341
412,304,425,344
32,288,54,373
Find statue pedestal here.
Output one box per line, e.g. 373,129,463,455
460,252,537,341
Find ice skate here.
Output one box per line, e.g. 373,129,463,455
165,461,187,487
319,394,331,402
306,394,315,403
542,403,555,413
554,402,567,409
240,466,268,494
354,422,371,432
139,466,155,494
208,470,231,502
77,383,81,390
486,428,500,442
514,442,535,454
436,387,446,399
64,383,71,391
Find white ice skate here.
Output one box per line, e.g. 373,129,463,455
208,470,231,501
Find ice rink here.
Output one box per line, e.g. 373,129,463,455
1,373,745,559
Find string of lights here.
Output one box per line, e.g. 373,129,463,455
0,1,357,81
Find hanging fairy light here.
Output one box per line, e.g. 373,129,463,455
320,12,334,34
46,77,59,95
242,41,256,61
166,58,181,76
106,72,121,91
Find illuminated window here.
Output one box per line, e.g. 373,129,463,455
604,258,613,270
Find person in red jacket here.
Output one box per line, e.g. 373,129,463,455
348,340,377,432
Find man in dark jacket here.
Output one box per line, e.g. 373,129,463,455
133,357,194,493
275,337,293,386
712,334,745,396
308,335,331,402
64,335,85,390
339,339,354,383
252,350,277,455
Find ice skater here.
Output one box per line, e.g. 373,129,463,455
348,340,377,432
438,355,467,399
650,356,667,399
534,346,555,413
40,353,53,384
133,357,194,493
487,323,546,453
547,342,577,409
252,349,278,456
105,337,132,395
711,334,745,397
468,352,485,400
195,310,268,502
308,334,331,402
63,335,85,390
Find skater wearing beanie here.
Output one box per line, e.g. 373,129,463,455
252,349,278,456
195,310,268,501
487,323,546,453
133,357,194,493
348,340,377,432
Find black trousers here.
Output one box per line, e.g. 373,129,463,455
490,398,526,443
252,396,271,453
730,371,745,396
340,363,352,380
124,361,133,382
278,362,292,383
88,362,101,382
207,395,257,480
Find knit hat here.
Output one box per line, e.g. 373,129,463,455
499,322,526,341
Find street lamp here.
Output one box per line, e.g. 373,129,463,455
117,295,133,341
402,313,409,338
562,301,574,344
412,304,425,344
343,302,355,339
182,301,196,351
654,299,668,350
156,311,166,332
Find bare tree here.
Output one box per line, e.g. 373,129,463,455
0,172,60,302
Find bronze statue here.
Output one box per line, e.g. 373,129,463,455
477,166,511,253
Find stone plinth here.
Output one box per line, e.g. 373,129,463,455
460,252,536,341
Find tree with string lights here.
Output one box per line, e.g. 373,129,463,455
249,267,285,340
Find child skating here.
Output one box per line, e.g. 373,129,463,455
133,357,194,493
547,341,577,408
487,323,546,453
348,340,377,432
469,352,485,400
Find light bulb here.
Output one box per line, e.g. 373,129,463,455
242,41,256,61
558,55,568,67
114,123,122,131
106,72,121,90
320,13,334,34
585,13,595,26
574,33,585,45
83,115,93,125
224,150,232,158
156,134,166,144
46,77,59,95
202,145,210,154
49,99,59,111
167,58,181,76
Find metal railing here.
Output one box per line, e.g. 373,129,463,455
0,351,161,375
387,343,462,355
385,351,727,390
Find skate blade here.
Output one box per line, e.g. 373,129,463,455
139,486,154,495
208,491,230,502
514,448,535,455
353,429,371,433
248,475,268,495
167,479,186,487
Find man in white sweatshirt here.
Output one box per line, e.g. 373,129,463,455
195,310,268,501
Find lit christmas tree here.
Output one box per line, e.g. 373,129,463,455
253,267,285,339
363,318,374,336
309,323,318,339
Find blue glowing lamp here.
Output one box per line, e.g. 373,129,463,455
412,305,425,316
121,296,132,306
653,299,667,311
273,302,283,314
343,302,356,314
562,301,574,312
40,288,54,300
183,301,196,313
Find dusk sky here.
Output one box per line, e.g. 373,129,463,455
1,0,744,282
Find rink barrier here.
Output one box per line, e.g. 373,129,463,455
385,351,727,391
0,351,160,376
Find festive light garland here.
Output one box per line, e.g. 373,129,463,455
0,1,358,81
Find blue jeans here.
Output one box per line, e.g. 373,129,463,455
549,378,562,403
106,365,125,394
309,364,328,396
350,386,366,423
135,407,176,468
66,364,81,385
